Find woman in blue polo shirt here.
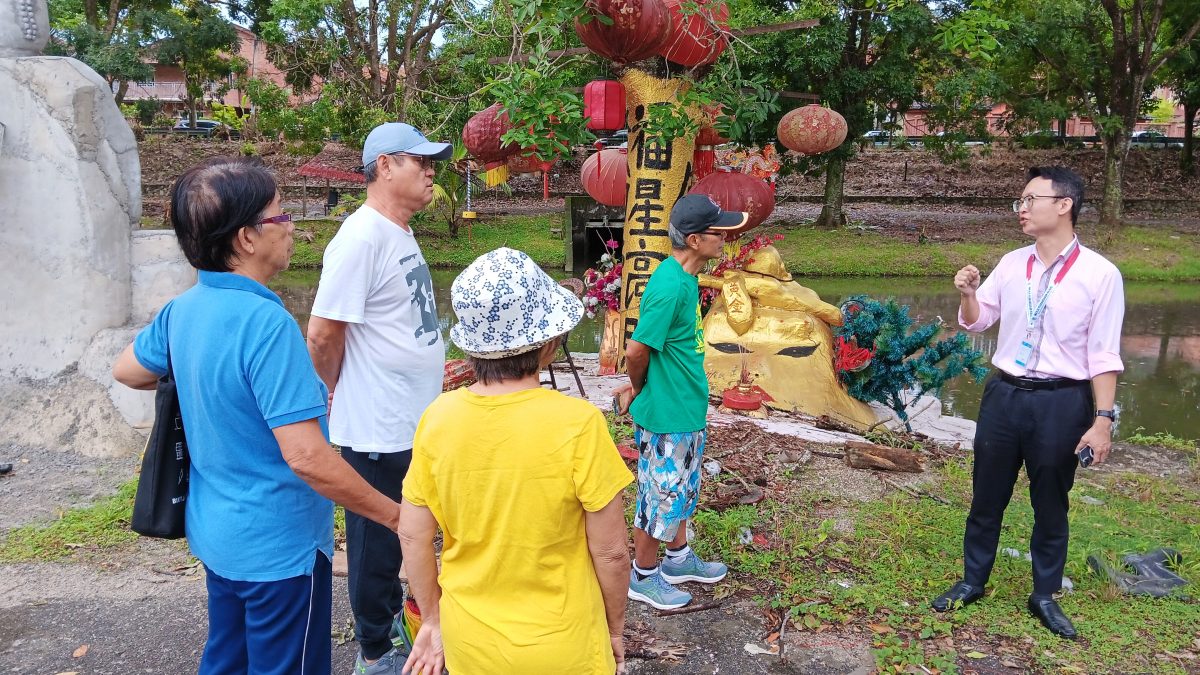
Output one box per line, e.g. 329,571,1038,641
112,157,403,675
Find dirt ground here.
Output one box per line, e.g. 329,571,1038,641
137,137,1200,235
2,419,1193,674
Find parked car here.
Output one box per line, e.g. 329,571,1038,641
1131,129,1181,148
598,129,628,148
862,130,891,144
173,119,238,139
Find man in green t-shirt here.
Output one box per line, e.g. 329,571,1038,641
618,194,747,610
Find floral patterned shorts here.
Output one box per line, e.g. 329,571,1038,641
632,424,707,542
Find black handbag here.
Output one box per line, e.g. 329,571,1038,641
131,351,190,539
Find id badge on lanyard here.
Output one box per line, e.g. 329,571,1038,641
1015,242,1081,369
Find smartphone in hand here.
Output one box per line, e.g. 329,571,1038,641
1078,445,1095,468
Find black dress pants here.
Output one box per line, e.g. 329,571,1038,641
343,448,411,660
963,374,1093,596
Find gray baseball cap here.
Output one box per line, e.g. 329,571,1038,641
361,123,452,167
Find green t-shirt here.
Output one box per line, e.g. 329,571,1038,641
629,257,709,433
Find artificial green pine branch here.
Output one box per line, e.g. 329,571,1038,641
834,295,988,432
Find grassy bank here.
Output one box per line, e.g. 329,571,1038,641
292,214,563,269
293,214,1199,282
689,451,1200,673
760,222,1200,281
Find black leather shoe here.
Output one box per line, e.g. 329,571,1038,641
931,581,984,612
1027,595,1078,640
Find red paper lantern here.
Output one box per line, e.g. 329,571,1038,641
584,80,627,132
463,103,519,185
693,103,729,179
696,104,730,146
581,148,629,207
689,170,775,230
777,104,848,155
659,0,729,67
575,0,672,64
507,150,544,176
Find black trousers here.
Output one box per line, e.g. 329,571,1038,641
343,448,410,660
963,374,1093,596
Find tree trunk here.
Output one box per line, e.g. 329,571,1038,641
1182,101,1197,178
815,156,847,229
113,79,129,105
1096,133,1128,244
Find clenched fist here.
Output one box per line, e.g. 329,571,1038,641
954,265,981,296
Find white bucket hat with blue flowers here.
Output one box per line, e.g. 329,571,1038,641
450,247,584,359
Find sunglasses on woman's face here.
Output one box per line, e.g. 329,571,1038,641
257,213,293,226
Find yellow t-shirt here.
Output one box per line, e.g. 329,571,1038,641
402,387,633,674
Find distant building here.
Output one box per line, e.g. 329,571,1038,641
117,24,307,116
897,87,1191,138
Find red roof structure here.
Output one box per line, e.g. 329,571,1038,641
297,143,366,184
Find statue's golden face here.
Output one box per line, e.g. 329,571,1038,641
703,299,877,429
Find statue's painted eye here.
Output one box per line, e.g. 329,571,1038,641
708,342,747,354
776,345,818,358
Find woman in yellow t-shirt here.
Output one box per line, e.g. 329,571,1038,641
399,248,633,675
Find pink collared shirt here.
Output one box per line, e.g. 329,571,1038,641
959,237,1124,380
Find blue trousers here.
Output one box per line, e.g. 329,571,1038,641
199,551,332,675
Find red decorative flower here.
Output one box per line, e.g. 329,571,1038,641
834,336,873,375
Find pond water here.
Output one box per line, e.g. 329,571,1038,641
273,269,1200,443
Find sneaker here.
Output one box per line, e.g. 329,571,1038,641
660,550,728,584
628,569,692,610
354,647,405,675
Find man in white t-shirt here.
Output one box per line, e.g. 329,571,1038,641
307,122,450,675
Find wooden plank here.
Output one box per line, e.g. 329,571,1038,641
488,18,820,64
843,441,925,473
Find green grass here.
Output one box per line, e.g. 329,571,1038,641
291,214,565,269
298,214,1197,281
765,223,1200,282
688,456,1200,673
1122,428,1199,453
0,479,140,562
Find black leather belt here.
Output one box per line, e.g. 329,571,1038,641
999,371,1089,391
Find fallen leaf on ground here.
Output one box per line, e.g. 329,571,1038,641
72,645,89,658
868,623,894,634
965,651,987,659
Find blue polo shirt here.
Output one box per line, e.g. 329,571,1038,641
134,271,333,582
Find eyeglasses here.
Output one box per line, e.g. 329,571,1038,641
395,153,436,171
1012,195,1068,212
257,213,293,226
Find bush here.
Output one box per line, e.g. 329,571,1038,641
240,141,258,156
135,99,164,126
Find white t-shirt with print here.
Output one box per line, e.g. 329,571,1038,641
311,205,445,452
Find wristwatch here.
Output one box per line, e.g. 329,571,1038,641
1095,409,1116,421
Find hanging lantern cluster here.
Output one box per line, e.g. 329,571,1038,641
777,104,848,155
574,0,730,69
689,170,774,232
574,0,672,64
658,0,729,67
581,148,629,207
463,103,519,187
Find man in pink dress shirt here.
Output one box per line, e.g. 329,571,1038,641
931,166,1124,640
